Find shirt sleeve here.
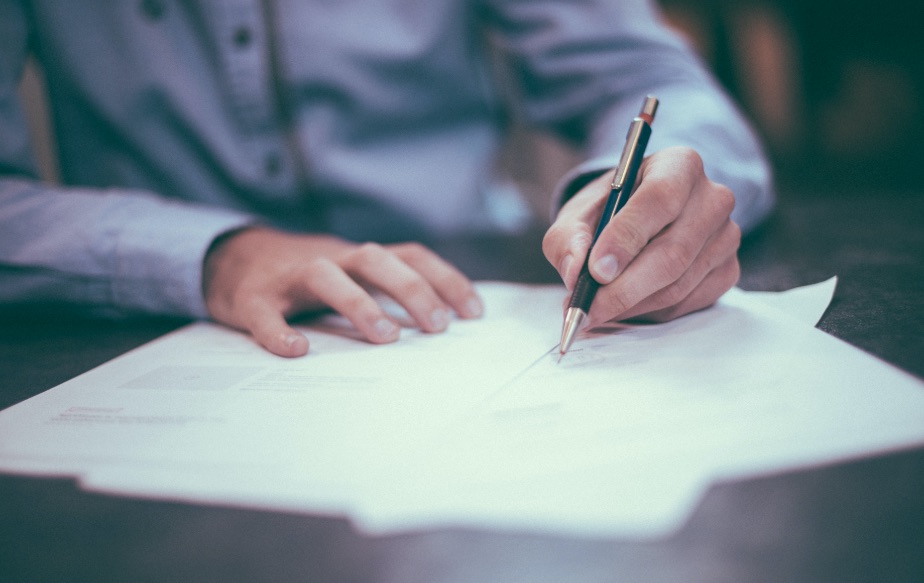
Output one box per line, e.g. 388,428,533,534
0,3,255,319
481,0,775,233
0,180,256,318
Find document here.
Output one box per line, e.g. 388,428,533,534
1,279,922,539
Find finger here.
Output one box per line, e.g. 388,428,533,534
298,257,402,343
587,176,736,324
587,148,705,285
392,242,484,319
340,243,452,333
239,299,310,358
543,221,594,292
592,218,741,324
543,172,614,290
616,218,740,320
627,254,741,323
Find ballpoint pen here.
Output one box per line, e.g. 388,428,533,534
558,95,658,358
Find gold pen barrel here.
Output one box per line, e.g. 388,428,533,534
610,96,658,191
610,121,647,190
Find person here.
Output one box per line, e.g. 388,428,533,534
0,0,773,357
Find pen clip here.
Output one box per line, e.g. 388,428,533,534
610,96,658,191
610,119,647,191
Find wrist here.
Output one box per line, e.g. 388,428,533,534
201,225,258,309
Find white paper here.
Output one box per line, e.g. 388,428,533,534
1,280,922,539
743,276,837,326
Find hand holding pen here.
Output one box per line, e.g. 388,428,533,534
543,96,743,356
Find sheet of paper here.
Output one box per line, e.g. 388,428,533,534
355,277,924,537
1,280,922,539
0,284,561,515
743,276,837,326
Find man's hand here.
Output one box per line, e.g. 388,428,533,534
202,228,483,357
543,146,741,328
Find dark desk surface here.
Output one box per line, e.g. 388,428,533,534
1,187,922,583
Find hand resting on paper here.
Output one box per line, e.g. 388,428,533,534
202,227,484,357
543,146,741,328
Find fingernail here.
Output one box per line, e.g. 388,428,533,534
593,254,619,283
284,333,303,348
374,319,400,341
464,297,484,318
429,308,450,331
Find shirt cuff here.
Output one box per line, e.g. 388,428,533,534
110,200,257,319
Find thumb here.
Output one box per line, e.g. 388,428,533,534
240,300,309,357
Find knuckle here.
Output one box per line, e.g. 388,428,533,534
405,241,430,258
728,221,741,258
444,274,475,298
439,268,471,293
710,183,736,217
634,187,683,230
303,256,330,274
357,241,385,254
457,283,478,304
671,146,705,176
660,280,690,308
300,257,336,283
236,295,277,329
542,224,569,259
724,257,742,288
340,292,375,317
228,274,267,305
727,220,742,249
352,242,387,265
650,180,684,218
395,274,433,301
231,290,258,315
714,220,742,263
394,241,429,262
647,147,705,214
237,288,263,308
656,241,692,281
605,284,636,317
613,219,649,255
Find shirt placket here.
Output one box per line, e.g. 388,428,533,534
204,0,293,193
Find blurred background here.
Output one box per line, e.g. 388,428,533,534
658,0,924,193
493,0,924,225
18,1,923,225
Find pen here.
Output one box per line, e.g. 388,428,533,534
558,95,658,358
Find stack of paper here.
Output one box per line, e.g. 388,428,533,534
1,279,922,538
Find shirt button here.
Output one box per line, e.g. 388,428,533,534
233,26,252,48
140,0,166,20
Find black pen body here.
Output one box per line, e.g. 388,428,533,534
567,118,652,315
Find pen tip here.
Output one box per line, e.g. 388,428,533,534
559,308,585,360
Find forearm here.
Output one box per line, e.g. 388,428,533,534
0,178,256,317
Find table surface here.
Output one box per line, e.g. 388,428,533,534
1,186,922,583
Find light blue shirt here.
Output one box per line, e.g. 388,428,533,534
0,0,773,319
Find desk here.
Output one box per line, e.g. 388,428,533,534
1,187,922,582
